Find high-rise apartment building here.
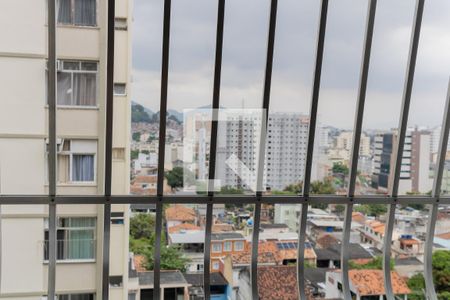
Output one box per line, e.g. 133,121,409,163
216,112,309,192
371,128,432,194
0,0,132,299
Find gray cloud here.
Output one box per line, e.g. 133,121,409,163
131,0,450,129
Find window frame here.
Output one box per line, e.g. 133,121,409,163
56,60,99,107
56,0,98,27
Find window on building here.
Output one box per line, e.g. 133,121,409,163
223,241,232,252
44,217,96,261
212,243,222,253
111,212,124,225
57,0,97,26
234,241,244,251
59,293,95,300
57,60,98,106
109,276,123,287
212,261,220,270
48,139,97,183
115,17,128,30
113,83,127,96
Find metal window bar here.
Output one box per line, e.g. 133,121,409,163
47,0,57,299
250,0,278,299
383,1,424,299
424,79,450,300
0,1,448,300
297,1,328,299
341,1,377,299
154,0,172,299
204,0,225,298
102,0,116,298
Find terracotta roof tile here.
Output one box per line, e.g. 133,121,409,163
316,234,339,248
165,205,196,222
347,270,411,296
436,232,450,240
134,175,157,184
212,223,234,232
258,265,298,300
232,251,277,265
352,212,366,224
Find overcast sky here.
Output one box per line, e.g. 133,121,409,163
131,0,450,130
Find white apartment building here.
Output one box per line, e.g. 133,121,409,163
335,131,371,158
216,112,309,192
0,0,132,299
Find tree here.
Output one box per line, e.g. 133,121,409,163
283,182,303,194
310,179,336,195
130,213,156,240
407,273,425,300
165,167,195,191
406,250,450,299
132,132,141,142
354,204,387,217
129,214,190,272
131,149,139,160
332,162,349,175
145,245,190,272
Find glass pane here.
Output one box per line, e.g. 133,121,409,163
125,0,164,196
310,0,367,195
258,203,301,298
305,204,343,299
55,205,100,297
432,205,450,299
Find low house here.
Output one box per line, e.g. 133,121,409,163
184,272,232,300
314,243,373,268
325,269,411,300
210,233,247,271
165,205,197,228
168,230,205,272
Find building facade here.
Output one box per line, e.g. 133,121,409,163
0,0,132,299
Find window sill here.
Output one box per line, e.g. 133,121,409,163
43,259,96,264
45,105,99,110
45,183,97,187
46,24,100,30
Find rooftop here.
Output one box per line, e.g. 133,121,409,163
138,270,189,287
184,272,228,286
258,265,298,300
211,232,245,241
165,205,196,222
168,223,201,233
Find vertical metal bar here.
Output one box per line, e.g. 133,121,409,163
383,1,424,299
341,1,377,299
102,0,115,298
155,0,171,298
297,1,328,299
204,0,225,299
250,1,277,299
424,79,450,300
47,0,57,298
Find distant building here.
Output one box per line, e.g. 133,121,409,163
216,112,309,191
325,270,411,300
371,128,432,194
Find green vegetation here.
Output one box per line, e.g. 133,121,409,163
349,256,394,270
354,204,387,217
132,132,141,142
129,214,189,271
132,104,152,123
332,162,349,176
165,167,195,191
406,251,450,300
131,149,139,160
